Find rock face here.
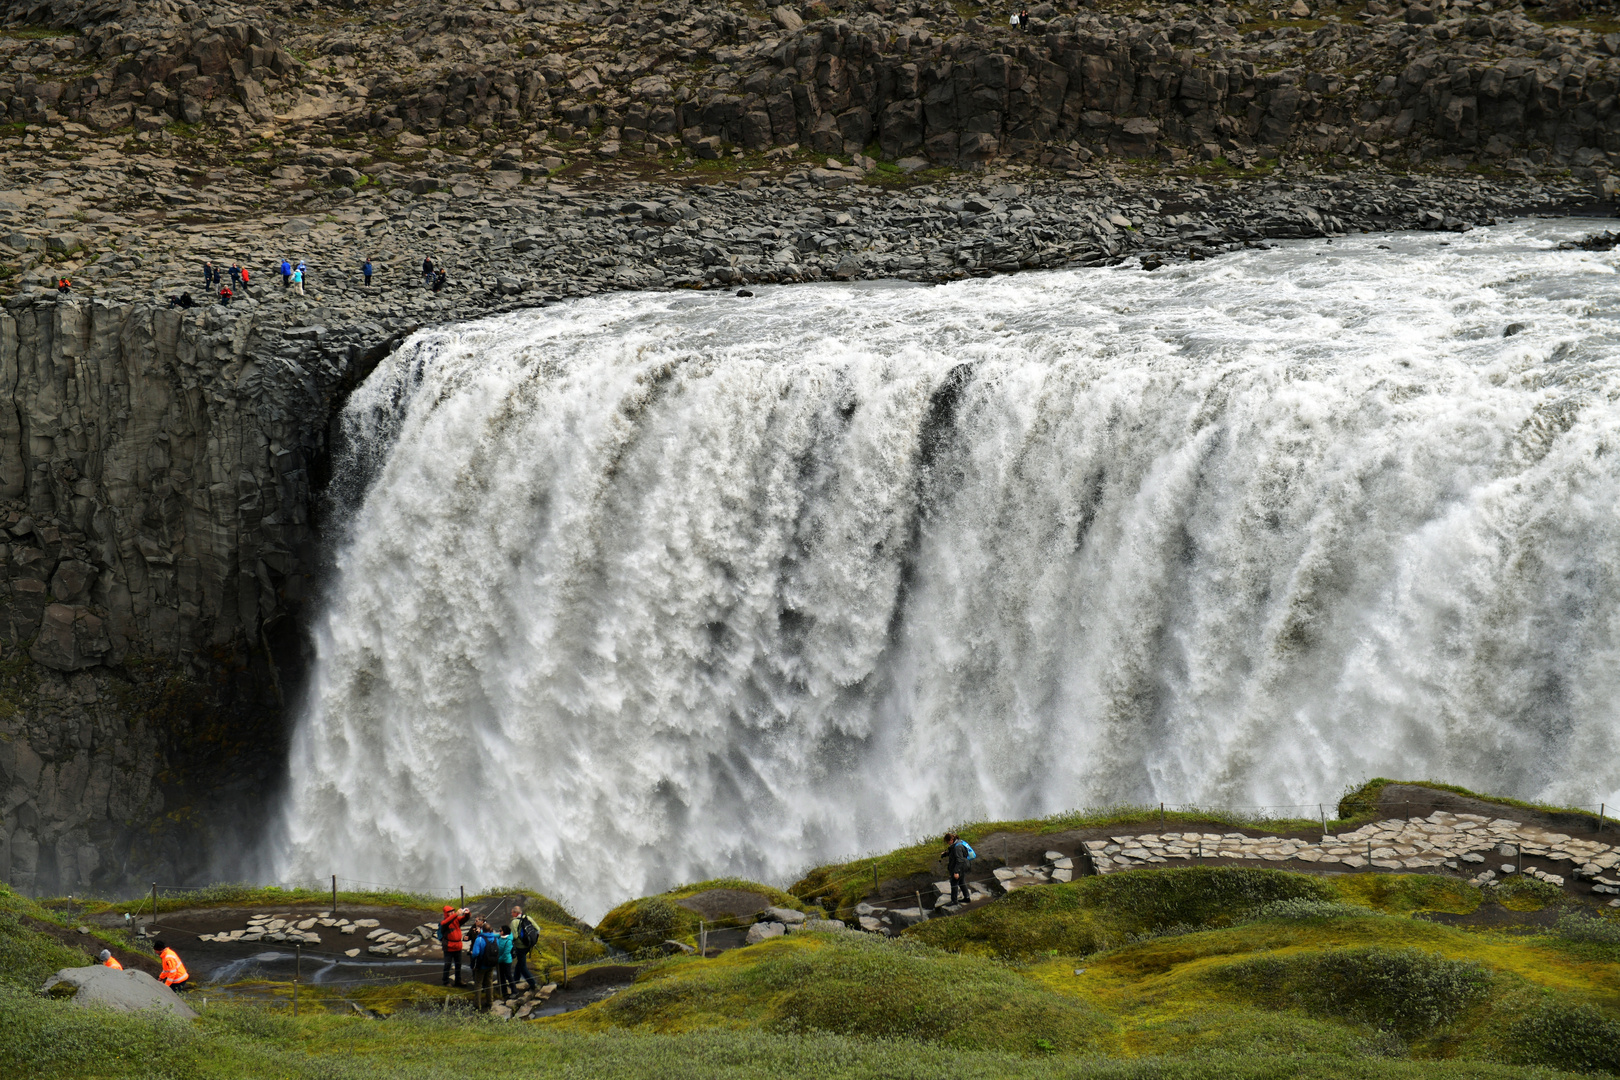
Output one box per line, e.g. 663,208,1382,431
8,0,1620,174
42,964,199,1019
0,295,384,895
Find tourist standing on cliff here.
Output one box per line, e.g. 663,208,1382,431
291,265,305,295
422,256,435,288
280,258,292,288
438,905,470,987
510,905,541,992
362,257,373,287
203,260,216,288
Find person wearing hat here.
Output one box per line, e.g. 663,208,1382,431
437,905,471,988
98,949,123,970
153,940,189,990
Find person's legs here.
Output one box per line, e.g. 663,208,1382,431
513,948,534,991
442,946,454,985
477,965,494,1008
499,961,513,999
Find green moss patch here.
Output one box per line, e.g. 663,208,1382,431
1213,947,1492,1037
906,867,1334,960
595,878,806,954
555,931,1115,1054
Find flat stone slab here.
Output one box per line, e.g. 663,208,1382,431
42,966,197,1019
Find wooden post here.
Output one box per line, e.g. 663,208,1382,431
915,890,922,920
699,919,706,958
1600,804,1607,833
331,875,337,916
150,883,157,930
1320,804,1326,836
293,944,300,1017
460,885,465,908
562,941,568,989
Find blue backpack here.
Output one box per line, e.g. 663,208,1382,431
957,840,977,861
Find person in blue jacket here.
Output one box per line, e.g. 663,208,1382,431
280,258,292,288
496,924,516,1000
362,257,373,287
467,918,501,1007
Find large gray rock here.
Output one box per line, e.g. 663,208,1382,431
763,906,805,925
744,921,785,945
42,966,197,1019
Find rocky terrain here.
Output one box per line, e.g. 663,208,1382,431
1,0,1619,899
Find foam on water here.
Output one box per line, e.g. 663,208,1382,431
272,220,1620,919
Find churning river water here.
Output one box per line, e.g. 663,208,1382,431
272,219,1620,920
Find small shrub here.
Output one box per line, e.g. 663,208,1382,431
1548,911,1620,945
1506,998,1620,1074
1215,947,1491,1037
1494,877,1563,912
1243,898,1373,922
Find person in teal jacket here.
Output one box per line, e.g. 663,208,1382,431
496,925,516,1000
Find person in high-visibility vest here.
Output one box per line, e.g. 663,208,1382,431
153,940,189,990
98,949,123,970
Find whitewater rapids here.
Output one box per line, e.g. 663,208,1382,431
274,220,1620,920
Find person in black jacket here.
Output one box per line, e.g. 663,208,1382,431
942,833,971,905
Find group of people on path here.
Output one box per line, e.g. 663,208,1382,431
439,904,543,1003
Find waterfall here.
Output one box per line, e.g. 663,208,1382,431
274,222,1620,919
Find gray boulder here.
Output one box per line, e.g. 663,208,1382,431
744,921,785,945
763,906,806,925
41,966,197,1019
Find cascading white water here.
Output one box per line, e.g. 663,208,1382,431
275,220,1620,919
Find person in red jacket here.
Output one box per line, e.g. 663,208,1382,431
439,905,471,988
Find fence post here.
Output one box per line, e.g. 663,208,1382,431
331,874,337,916
149,883,157,930
699,919,706,958
562,941,568,989
1159,802,1164,823
1319,804,1326,836
293,943,300,1018
872,860,877,893
1600,804,1607,833
460,885,465,908
915,890,922,919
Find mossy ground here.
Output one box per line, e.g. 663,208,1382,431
5,779,1619,1079
594,877,807,954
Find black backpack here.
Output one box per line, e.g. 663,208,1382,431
518,918,539,951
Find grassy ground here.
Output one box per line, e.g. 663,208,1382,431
6,778,1619,1079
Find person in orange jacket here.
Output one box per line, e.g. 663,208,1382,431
153,940,190,990
438,905,471,988
98,949,123,970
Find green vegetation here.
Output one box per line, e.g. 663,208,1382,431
4,775,1618,1080
1336,778,1601,824
595,878,806,954
1215,948,1492,1037
906,868,1335,959
557,931,1114,1053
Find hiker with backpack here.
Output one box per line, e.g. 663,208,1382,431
467,918,501,1009
942,832,977,906
510,905,541,992
438,905,471,987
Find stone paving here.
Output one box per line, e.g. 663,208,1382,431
1085,810,1620,904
